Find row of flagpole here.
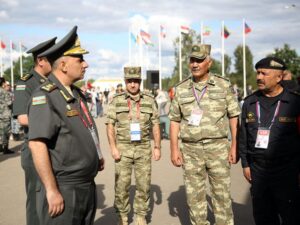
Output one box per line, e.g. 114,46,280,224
128,19,251,96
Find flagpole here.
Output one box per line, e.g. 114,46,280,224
243,18,247,98
19,42,23,78
10,40,14,90
221,21,225,77
0,37,3,77
179,26,182,81
158,25,162,90
200,21,203,44
139,33,144,90
128,28,132,65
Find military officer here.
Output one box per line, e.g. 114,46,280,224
169,44,240,225
13,36,56,225
239,57,300,225
106,66,161,225
0,77,13,154
28,26,104,225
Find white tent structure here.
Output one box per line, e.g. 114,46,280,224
92,77,124,91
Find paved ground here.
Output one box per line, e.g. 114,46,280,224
0,114,255,225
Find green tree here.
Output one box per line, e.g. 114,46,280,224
268,44,300,78
230,45,255,90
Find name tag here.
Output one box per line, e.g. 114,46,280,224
130,122,141,141
255,127,270,149
66,110,79,117
188,108,203,126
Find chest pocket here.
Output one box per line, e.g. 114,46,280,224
178,96,195,117
140,106,153,123
116,107,129,124
208,91,226,112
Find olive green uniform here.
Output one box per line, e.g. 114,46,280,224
169,74,240,225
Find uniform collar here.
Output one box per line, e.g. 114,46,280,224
124,91,143,101
48,73,76,103
31,69,47,84
188,73,215,89
249,89,289,104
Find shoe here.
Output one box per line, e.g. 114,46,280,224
135,215,147,225
118,215,128,225
3,149,14,154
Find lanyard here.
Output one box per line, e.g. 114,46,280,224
192,85,207,108
79,99,93,129
127,98,140,121
256,100,281,129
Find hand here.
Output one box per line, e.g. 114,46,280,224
171,148,183,167
46,189,64,217
228,146,239,164
152,147,161,161
243,167,252,183
111,148,121,160
98,158,105,171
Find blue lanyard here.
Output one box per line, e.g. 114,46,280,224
256,100,281,129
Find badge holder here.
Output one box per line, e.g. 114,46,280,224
130,122,141,141
188,108,203,126
255,127,270,149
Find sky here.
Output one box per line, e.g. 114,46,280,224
0,0,299,81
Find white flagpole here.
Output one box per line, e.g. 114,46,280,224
221,21,225,77
129,28,132,66
10,40,14,90
179,26,182,81
158,25,162,90
139,33,144,90
200,21,203,44
19,42,23,78
243,18,247,98
0,37,3,77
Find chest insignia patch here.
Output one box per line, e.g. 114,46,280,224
16,85,26,91
246,112,256,122
66,109,79,117
279,117,296,123
32,96,46,105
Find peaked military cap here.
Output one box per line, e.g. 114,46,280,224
38,26,89,62
189,44,211,60
255,57,287,70
124,66,141,79
26,37,57,57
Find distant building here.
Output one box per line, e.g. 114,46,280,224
92,77,124,91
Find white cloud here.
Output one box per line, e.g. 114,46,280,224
0,10,8,19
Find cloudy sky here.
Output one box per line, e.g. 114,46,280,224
0,0,299,80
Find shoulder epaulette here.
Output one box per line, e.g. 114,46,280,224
244,90,259,100
175,76,191,87
20,73,32,81
113,92,125,98
40,81,57,92
213,74,230,81
142,92,154,98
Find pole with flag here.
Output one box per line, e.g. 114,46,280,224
243,19,252,98
19,42,24,78
0,37,5,77
158,25,166,90
200,22,203,44
129,28,132,65
179,25,189,81
221,21,225,77
10,40,15,90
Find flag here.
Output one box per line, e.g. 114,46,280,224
11,42,17,50
21,44,27,51
223,26,230,39
160,25,166,38
0,41,6,49
202,26,211,36
180,25,190,34
140,29,153,46
130,32,137,43
245,22,251,34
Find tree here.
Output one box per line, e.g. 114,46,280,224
230,45,256,90
268,44,300,79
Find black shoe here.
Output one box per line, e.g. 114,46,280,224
3,149,15,154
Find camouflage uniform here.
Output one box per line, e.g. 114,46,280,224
106,67,159,220
169,73,240,225
0,86,12,150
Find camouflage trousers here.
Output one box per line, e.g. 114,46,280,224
0,119,11,145
181,138,233,225
114,142,152,217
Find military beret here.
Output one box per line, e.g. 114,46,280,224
26,37,57,57
124,66,141,79
189,44,211,60
38,26,89,62
255,57,287,70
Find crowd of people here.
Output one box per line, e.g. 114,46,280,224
0,25,300,225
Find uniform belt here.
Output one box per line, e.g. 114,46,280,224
181,138,226,144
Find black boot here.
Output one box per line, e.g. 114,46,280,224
2,145,14,154
0,145,3,153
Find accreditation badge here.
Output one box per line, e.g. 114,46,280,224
188,108,203,126
255,127,270,149
130,122,141,141
89,128,103,159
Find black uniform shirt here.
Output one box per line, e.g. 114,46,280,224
239,89,300,168
28,73,99,185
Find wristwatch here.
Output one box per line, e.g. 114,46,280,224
154,145,161,149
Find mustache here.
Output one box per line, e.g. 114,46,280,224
256,80,264,84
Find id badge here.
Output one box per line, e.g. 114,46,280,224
130,122,141,141
255,127,270,149
188,108,203,126
89,128,103,159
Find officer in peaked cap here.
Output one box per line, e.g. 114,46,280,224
28,26,104,225
239,56,300,225
106,66,161,225
169,43,240,225
12,36,56,225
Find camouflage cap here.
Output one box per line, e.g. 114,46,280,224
124,66,141,79
189,44,211,60
255,57,286,70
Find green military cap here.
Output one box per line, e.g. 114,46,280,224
124,66,141,79
255,57,287,70
189,44,211,60
38,26,89,62
26,37,57,58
